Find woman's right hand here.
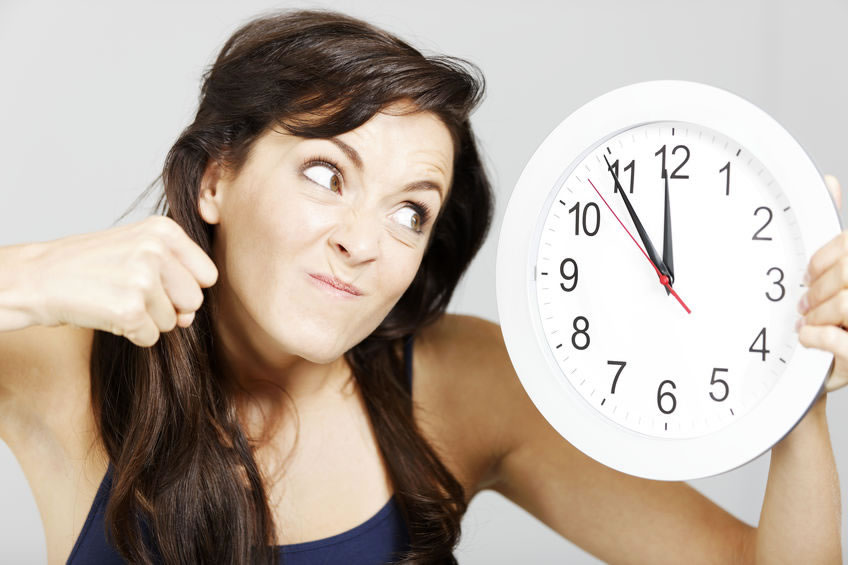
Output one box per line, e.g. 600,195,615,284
23,215,219,347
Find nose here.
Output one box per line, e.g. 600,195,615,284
330,205,380,262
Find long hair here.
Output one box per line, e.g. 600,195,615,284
90,9,493,564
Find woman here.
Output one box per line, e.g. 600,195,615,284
0,8,842,565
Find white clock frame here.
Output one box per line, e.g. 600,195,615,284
496,80,842,480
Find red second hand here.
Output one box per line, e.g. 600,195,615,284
586,178,691,314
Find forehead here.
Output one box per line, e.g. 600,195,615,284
338,108,454,171
248,107,455,189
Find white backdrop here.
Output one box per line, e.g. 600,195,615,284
1,1,846,563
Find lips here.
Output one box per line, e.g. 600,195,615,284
308,273,364,296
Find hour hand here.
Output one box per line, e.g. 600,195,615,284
603,155,673,285
662,170,675,294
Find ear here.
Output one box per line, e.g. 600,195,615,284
824,174,842,212
198,159,226,225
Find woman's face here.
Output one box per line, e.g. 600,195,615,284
198,107,453,379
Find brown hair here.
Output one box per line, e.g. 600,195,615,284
92,8,493,563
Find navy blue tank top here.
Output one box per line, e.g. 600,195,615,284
66,334,416,564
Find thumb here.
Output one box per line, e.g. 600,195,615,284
824,174,842,211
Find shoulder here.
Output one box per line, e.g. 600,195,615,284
415,316,757,564
411,313,524,501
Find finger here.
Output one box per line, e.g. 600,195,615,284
823,359,848,393
177,312,195,327
145,278,178,333
801,288,848,327
824,174,842,211
158,247,205,314
806,231,848,284
123,312,162,348
799,323,848,359
803,256,848,314
153,219,219,288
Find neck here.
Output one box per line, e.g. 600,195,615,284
208,280,357,431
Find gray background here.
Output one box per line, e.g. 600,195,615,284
1,0,846,563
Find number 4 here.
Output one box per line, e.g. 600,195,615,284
749,327,770,361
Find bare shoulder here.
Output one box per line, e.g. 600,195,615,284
432,317,756,564
411,312,521,502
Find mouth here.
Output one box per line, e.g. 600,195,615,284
308,273,364,297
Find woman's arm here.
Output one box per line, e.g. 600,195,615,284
0,242,44,332
471,312,837,564
480,175,847,563
0,217,217,344
757,394,841,563
476,311,754,564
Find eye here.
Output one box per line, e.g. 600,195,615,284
393,201,432,234
393,206,422,232
303,162,342,194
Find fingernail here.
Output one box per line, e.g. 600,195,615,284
797,294,809,314
795,316,804,332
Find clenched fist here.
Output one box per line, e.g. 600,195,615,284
23,215,218,347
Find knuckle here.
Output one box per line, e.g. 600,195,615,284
147,214,178,234
137,236,168,259
107,320,124,338
129,268,157,293
114,296,147,327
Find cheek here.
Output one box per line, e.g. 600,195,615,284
247,186,335,262
221,189,316,311
273,188,341,239
378,253,423,306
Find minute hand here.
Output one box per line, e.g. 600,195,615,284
603,155,673,286
662,170,675,295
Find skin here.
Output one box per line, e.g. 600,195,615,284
196,103,453,429
0,103,463,559
479,174,846,564
0,105,844,562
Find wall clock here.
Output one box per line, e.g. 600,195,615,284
495,80,842,480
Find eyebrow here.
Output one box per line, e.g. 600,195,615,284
328,136,446,202
329,137,363,169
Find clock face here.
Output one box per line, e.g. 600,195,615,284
498,80,838,479
533,120,806,439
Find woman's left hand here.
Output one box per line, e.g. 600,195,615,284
797,174,848,393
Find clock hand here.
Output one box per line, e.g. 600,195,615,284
662,170,674,296
603,155,675,288
587,177,691,314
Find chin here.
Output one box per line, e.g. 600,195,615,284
297,348,343,365
274,324,347,365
